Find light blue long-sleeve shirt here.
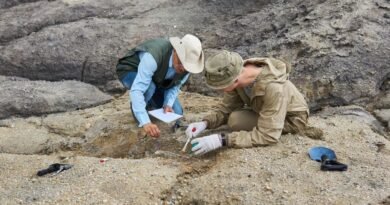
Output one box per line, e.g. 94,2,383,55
130,51,189,127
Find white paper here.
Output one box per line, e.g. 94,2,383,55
148,108,183,123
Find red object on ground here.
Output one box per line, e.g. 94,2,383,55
192,127,196,132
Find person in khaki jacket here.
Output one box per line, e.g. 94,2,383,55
187,50,323,155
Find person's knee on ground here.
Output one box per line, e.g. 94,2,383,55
227,110,258,131
282,113,307,135
302,126,324,140
282,112,323,140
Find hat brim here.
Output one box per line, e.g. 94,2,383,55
170,37,204,74
205,65,242,90
205,77,238,90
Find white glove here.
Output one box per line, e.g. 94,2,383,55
191,134,222,156
185,121,207,138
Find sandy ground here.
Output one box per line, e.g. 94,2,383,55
0,92,389,205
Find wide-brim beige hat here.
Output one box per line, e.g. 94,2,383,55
169,34,204,73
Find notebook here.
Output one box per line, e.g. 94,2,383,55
148,108,183,123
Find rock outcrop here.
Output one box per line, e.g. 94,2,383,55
0,0,388,113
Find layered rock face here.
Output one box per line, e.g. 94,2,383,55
192,0,390,110
0,0,389,118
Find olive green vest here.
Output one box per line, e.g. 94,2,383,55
116,38,188,89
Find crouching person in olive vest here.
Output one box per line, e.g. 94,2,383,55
186,50,323,155
116,34,204,138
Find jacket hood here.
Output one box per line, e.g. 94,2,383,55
244,57,291,97
244,57,291,84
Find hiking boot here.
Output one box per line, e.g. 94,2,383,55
303,126,324,140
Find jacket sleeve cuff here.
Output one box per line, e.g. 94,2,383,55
225,132,253,148
202,119,211,129
221,133,227,146
165,98,175,108
226,133,234,147
136,113,151,127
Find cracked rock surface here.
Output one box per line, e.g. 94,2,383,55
0,0,389,110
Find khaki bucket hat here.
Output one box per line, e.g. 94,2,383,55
205,50,243,89
169,34,204,73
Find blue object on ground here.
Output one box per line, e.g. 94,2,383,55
308,146,348,171
308,146,337,162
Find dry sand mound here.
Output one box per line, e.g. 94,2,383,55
0,92,389,204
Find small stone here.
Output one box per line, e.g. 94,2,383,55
375,142,385,152
0,120,14,128
264,184,273,192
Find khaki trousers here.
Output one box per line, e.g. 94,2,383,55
227,109,308,134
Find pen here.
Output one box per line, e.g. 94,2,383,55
181,127,196,152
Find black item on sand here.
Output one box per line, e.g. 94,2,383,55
320,155,348,171
308,146,348,172
37,163,73,176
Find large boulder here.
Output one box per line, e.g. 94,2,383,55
0,0,169,91
0,76,112,119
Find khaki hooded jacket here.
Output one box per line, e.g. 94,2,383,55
203,57,309,148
